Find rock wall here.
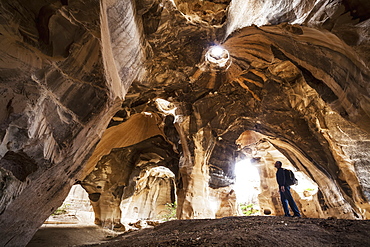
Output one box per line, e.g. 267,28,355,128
211,186,239,218
225,0,370,66
0,0,147,246
120,166,176,221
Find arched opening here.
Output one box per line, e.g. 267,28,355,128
45,184,94,225
44,165,177,229
235,130,321,217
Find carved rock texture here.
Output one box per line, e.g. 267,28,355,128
120,166,176,221
0,0,369,246
81,113,178,227
0,0,146,246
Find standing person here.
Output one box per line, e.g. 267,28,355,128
274,161,301,217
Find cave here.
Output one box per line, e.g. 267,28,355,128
1,0,370,246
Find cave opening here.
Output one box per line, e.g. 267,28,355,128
205,45,231,69
234,159,260,215
235,130,322,217
45,184,94,225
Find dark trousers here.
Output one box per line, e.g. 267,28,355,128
280,186,301,217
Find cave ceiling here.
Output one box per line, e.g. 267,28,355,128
0,0,370,246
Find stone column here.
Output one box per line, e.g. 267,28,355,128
176,124,217,219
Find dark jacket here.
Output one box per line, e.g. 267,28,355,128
276,167,286,186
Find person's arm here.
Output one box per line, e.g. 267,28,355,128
277,168,286,192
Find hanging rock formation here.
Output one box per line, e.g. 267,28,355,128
0,0,369,246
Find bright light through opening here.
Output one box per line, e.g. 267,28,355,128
205,45,230,68
210,46,224,58
234,159,260,204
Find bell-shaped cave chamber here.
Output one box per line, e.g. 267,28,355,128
2,0,370,246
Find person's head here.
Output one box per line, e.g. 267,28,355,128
274,161,282,168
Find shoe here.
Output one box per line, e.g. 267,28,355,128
293,215,301,217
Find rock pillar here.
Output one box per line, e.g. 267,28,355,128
176,125,217,219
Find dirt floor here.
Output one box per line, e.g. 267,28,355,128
26,224,120,247
28,216,370,247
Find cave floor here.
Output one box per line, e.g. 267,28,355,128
26,223,120,247
28,216,370,247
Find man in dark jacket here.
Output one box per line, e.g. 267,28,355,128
275,161,301,217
